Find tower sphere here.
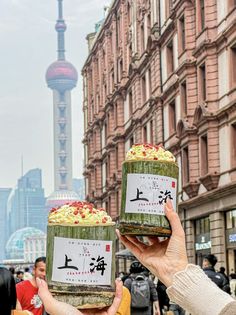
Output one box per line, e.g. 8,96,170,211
55,21,67,32
46,60,78,91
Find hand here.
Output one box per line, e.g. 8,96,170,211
117,199,188,287
37,277,123,315
153,300,161,315
82,279,123,315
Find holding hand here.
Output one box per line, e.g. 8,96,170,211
117,199,188,287
36,278,123,315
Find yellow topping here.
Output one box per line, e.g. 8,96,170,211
48,201,113,225
126,144,176,162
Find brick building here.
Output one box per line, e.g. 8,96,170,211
82,0,236,273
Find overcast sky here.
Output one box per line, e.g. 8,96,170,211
0,0,109,196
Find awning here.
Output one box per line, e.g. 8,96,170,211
115,248,136,259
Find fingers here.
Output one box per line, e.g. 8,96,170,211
164,200,184,237
107,279,123,315
116,230,142,259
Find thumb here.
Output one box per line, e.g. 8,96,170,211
164,199,184,237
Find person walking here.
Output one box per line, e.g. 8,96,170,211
202,254,229,292
230,273,236,298
124,261,160,315
16,256,46,315
0,267,32,315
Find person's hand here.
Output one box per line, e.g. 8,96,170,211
37,277,123,315
82,279,123,315
117,199,188,287
153,300,161,315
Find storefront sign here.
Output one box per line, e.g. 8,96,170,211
195,241,211,251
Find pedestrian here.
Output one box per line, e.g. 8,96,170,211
230,273,236,298
202,254,230,292
155,279,169,314
0,267,32,315
116,286,131,315
124,261,160,315
219,266,230,284
15,271,24,284
117,199,236,315
24,267,33,281
16,256,46,315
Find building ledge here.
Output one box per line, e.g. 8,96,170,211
199,172,220,191
179,181,236,210
182,181,200,198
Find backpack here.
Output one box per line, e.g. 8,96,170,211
130,274,150,308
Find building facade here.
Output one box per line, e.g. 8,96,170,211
82,0,236,272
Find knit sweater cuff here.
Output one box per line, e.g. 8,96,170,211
166,264,234,315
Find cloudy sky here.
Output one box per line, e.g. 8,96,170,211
0,0,109,196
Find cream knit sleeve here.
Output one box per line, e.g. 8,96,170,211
166,264,236,315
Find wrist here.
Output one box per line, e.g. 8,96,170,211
164,261,188,287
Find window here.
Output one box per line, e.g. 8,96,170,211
148,68,152,96
195,217,210,235
200,134,208,175
130,136,134,147
147,14,151,36
181,81,187,116
199,0,205,31
179,15,185,52
182,146,189,184
143,125,147,142
167,40,174,76
129,91,133,116
169,100,176,134
142,75,147,103
199,63,206,102
166,0,173,19
141,24,145,52
127,2,131,25
114,103,118,126
116,146,119,169
116,191,119,213
230,44,236,88
150,120,154,143
231,122,236,167
226,210,236,228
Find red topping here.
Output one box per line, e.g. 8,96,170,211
81,213,86,218
73,210,78,215
74,221,79,224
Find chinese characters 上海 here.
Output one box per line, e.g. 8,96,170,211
90,255,107,276
130,188,149,202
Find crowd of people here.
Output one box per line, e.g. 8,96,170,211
1,200,236,315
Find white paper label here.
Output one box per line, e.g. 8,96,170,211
52,237,112,285
125,173,177,214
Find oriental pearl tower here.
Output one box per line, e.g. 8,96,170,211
46,0,78,207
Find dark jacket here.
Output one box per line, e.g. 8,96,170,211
203,267,228,290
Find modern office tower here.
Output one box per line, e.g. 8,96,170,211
45,0,79,208
7,168,46,236
0,188,12,262
72,178,85,201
